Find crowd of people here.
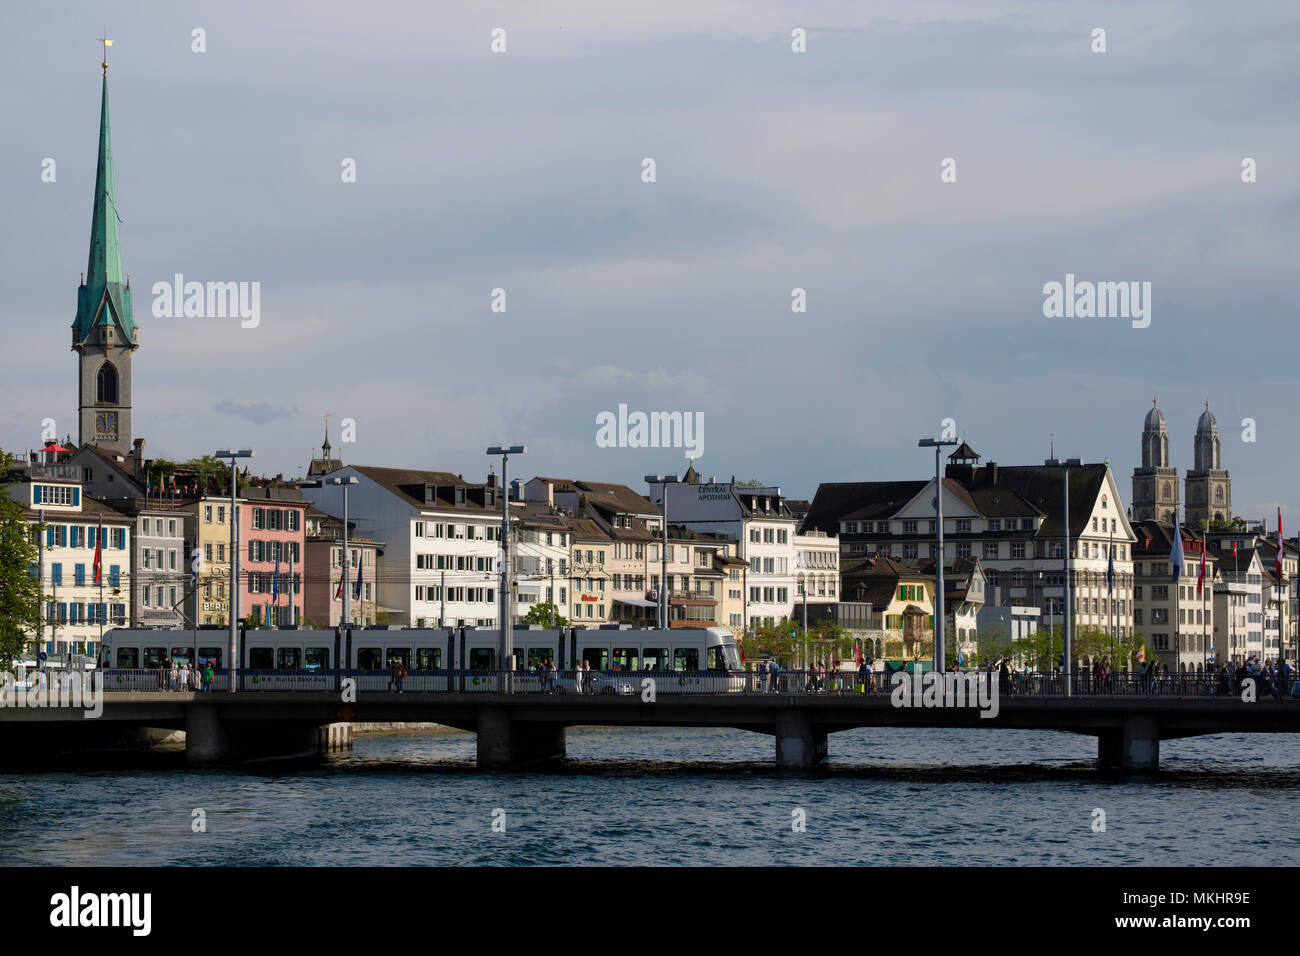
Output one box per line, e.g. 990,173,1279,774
155,658,215,692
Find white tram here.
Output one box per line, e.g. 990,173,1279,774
99,624,744,693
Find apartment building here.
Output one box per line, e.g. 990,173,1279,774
302,466,503,628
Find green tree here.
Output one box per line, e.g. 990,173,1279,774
521,601,568,627
0,450,43,670
975,626,1014,665
747,622,799,664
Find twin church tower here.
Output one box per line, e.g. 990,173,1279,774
71,52,138,456
1132,399,1232,528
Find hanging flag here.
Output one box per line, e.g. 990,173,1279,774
335,572,344,600
1107,545,1114,595
1137,643,1146,663
1170,513,1185,584
1197,537,1207,595
1209,645,1216,662
956,642,965,667
1276,508,1283,578
271,550,280,606
92,516,103,585
354,556,363,601
853,643,863,666
1232,540,1238,558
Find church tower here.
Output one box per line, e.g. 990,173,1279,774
1131,398,1178,522
72,50,138,455
1185,402,1231,529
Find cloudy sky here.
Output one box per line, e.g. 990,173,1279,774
3,1,1298,523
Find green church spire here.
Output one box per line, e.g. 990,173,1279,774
73,68,136,344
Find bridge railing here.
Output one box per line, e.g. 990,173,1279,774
92,667,1299,699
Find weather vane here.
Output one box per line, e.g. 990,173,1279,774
98,32,113,75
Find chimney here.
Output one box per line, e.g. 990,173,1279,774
989,461,997,485
486,472,497,489
132,438,145,482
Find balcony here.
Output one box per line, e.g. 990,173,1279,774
668,590,717,603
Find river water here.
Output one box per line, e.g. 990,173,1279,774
2,726,1298,866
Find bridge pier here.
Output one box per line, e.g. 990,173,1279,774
1098,716,1160,772
476,708,566,769
186,705,347,765
774,711,827,769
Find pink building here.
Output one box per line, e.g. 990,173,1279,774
240,486,308,627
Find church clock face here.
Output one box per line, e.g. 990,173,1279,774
95,410,118,439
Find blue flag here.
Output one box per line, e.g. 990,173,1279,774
354,559,363,601
1170,514,1185,584
271,552,280,605
956,642,965,667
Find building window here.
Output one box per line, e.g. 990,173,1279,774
96,362,119,403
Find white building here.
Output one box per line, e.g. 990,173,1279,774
646,467,797,631
793,530,840,610
302,466,503,628
8,469,132,663
805,446,1137,645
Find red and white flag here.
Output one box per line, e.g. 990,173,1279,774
92,516,103,585
1197,539,1206,595
335,576,344,600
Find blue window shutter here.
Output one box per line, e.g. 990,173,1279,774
46,526,54,547
72,488,80,506
33,484,41,504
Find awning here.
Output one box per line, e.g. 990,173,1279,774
615,598,657,608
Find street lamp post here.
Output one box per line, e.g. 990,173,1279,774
646,475,681,630
489,446,526,691
215,449,254,692
327,477,359,626
919,438,958,673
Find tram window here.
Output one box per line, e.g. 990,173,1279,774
643,648,668,670
305,648,330,672
386,648,412,669
277,647,302,670
707,646,726,671
416,648,441,671
581,648,609,670
249,647,274,670
143,647,167,668
116,648,139,668
673,648,699,672
357,648,383,671
526,648,553,670
469,648,495,671
198,648,223,669
170,647,194,666
612,647,638,671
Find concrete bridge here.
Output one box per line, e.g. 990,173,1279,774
2,682,1298,771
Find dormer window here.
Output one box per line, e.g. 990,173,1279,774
455,486,466,504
